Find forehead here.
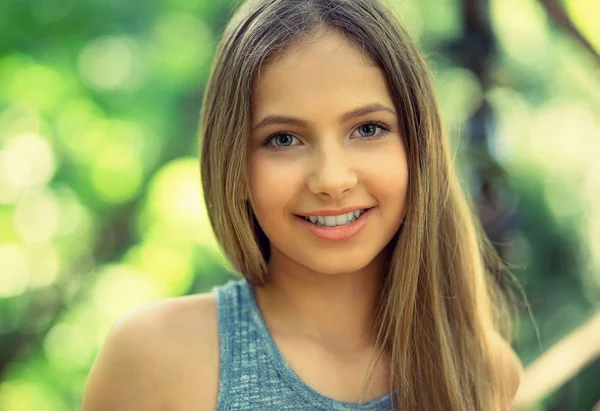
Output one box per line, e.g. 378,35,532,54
251,30,394,124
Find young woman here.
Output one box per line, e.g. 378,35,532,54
81,0,524,410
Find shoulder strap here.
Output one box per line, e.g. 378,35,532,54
212,279,248,407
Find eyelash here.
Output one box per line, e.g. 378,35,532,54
260,121,391,151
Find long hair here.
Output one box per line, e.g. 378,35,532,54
199,0,516,409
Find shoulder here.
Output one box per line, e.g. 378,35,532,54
81,292,220,411
487,330,524,409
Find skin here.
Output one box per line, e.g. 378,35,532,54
81,27,522,411
243,27,409,401
81,28,406,410
248,28,408,355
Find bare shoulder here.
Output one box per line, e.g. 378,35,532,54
81,292,220,411
488,330,524,409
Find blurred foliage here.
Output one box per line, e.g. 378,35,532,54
0,0,598,410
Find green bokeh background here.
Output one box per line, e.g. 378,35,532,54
0,0,599,410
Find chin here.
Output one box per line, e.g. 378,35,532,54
301,254,378,276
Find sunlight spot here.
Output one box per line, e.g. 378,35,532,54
0,106,40,139
44,322,93,371
24,243,61,288
392,1,423,40
0,133,57,203
0,56,68,111
141,157,219,251
543,179,581,221
0,245,28,298
55,99,105,162
54,185,95,239
78,36,136,91
13,188,61,242
0,380,67,411
151,12,214,85
86,121,147,205
565,0,600,52
491,0,550,68
125,240,194,296
435,68,483,127
92,264,161,320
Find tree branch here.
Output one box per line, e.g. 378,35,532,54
538,0,600,66
514,311,600,409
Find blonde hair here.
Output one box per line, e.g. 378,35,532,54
200,0,517,409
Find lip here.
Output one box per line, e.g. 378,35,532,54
297,207,374,241
298,206,373,217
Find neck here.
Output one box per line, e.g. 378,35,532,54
253,250,389,353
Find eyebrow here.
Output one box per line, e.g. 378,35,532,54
253,103,397,131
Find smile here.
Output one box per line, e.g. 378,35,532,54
302,208,368,227
296,207,374,241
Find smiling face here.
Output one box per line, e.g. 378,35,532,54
248,28,409,276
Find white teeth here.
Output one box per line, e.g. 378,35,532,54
336,214,348,225
304,209,367,227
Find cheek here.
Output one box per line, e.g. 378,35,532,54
363,145,409,221
366,144,408,190
248,154,303,224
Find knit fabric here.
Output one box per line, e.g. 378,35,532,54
211,279,396,410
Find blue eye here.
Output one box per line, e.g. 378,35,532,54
354,122,390,139
262,133,300,150
274,134,297,147
260,121,391,151
358,124,377,137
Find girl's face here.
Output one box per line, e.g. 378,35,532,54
249,29,408,276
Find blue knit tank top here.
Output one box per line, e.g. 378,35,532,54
211,279,396,410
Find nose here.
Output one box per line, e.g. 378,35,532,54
307,147,358,201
